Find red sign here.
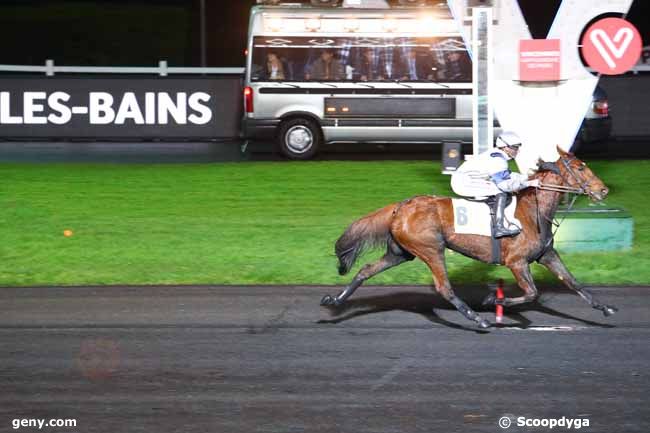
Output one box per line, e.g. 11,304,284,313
519,39,561,82
581,18,642,75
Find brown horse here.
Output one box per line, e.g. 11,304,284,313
321,147,617,328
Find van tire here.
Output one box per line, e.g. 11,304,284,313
277,118,321,160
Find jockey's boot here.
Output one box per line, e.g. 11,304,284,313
493,193,520,238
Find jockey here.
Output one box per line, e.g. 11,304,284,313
451,131,540,238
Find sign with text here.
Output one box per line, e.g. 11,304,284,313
447,0,634,174
581,17,642,75
519,39,561,82
0,77,243,139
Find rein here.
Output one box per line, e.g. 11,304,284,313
535,192,578,253
536,154,597,196
534,181,580,251
537,183,583,194
532,155,592,246
536,154,597,195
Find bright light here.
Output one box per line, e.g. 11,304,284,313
265,17,284,32
383,18,399,33
417,15,436,34
343,19,360,32
412,15,459,35
304,18,322,32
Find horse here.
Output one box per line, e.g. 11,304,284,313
320,147,617,329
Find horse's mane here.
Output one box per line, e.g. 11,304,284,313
530,169,559,181
516,161,564,201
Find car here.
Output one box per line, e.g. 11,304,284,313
243,3,611,160
243,3,474,160
572,85,612,153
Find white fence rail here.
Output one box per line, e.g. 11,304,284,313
0,60,245,76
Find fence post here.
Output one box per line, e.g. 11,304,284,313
159,60,168,77
45,59,55,76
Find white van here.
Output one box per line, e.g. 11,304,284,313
242,3,475,159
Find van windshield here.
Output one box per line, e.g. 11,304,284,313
251,36,471,83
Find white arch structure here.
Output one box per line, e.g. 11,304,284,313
448,0,635,173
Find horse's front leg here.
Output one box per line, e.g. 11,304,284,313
483,262,538,308
537,248,617,316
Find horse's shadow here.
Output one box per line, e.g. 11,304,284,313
317,289,615,334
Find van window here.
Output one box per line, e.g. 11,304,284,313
251,36,471,83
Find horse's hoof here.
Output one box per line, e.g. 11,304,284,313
482,293,496,307
477,319,491,329
320,295,339,306
603,305,618,317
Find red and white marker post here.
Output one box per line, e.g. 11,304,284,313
495,279,505,324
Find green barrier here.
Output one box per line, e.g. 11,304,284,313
554,207,633,252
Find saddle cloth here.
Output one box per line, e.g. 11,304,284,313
452,197,522,237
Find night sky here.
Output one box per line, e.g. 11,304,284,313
0,0,647,67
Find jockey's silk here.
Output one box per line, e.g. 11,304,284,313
451,148,529,198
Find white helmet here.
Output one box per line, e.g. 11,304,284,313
496,131,522,149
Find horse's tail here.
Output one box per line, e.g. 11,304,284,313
335,203,398,276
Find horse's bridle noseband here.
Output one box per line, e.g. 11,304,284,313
534,155,598,248
539,156,596,197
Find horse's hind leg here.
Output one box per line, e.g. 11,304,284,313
538,248,617,316
321,237,413,307
419,248,490,329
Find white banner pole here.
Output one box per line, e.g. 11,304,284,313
472,6,494,157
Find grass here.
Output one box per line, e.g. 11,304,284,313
0,160,649,287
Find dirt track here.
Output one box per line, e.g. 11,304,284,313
1,285,648,432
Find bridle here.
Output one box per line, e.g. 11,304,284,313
533,155,599,243
538,155,596,197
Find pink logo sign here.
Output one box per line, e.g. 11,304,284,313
581,18,642,75
519,39,561,82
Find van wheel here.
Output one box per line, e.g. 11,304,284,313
278,118,321,160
